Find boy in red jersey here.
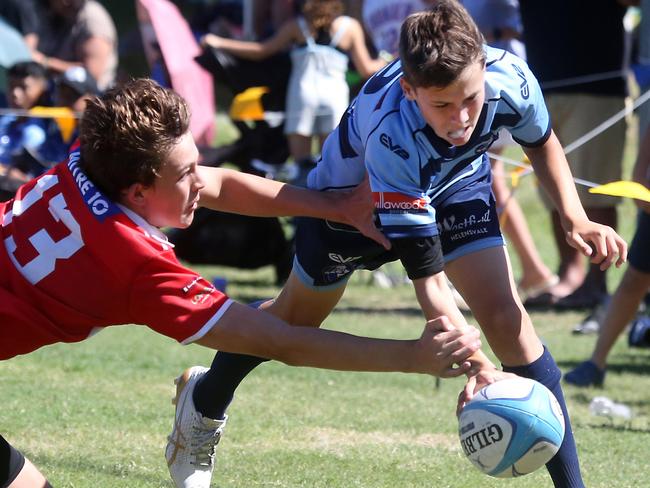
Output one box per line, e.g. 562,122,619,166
0,78,482,486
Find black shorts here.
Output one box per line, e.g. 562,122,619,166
293,216,449,287
293,171,504,289
629,210,650,274
0,434,25,488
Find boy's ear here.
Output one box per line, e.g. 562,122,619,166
121,182,149,209
400,78,416,101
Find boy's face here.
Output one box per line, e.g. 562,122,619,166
400,61,485,146
133,131,205,229
8,75,47,109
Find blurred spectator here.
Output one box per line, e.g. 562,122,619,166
519,0,629,309
202,0,385,178
249,0,297,40
0,61,66,199
55,65,98,113
463,0,557,303
462,0,525,58
51,66,98,149
0,0,40,50
32,0,118,91
361,0,428,58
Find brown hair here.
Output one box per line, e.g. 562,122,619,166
399,0,485,88
79,78,190,200
302,0,344,32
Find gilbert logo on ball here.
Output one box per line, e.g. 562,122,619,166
458,377,565,478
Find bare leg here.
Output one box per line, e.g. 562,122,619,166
445,246,543,365
591,267,650,368
265,270,348,327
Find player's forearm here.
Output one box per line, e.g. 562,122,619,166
198,167,345,220
203,35,268,60
200,302,426,373
524,132,588,226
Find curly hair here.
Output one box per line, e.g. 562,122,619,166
399,0,485,88
302,0,344,32
79,78,190,201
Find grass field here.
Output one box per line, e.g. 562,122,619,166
4,120,650,487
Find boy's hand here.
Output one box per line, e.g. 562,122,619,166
417,316,482,378
456,369,519,416
336,173,391,249
564,220,627,270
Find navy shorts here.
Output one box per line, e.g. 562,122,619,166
294,168,504,289
629,210,650,274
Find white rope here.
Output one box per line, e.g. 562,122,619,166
0,108,81,119
563,87,650,155
488,87,650,189
540,70,626,90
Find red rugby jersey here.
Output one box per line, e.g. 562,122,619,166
0,148,231,359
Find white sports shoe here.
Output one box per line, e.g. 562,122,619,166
166,366,228,488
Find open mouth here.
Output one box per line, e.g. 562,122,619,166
448,127,469,140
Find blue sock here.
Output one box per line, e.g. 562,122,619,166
192,300,271,419
502,347,585,488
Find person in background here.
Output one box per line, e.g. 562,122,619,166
54,65,98,114
463,0,558,303
564,123,650,387
31,0,118,91
0,61,65,199
201,0,385,181
361,0,428,59
519,0,629,310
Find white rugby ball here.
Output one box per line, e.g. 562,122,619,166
458,377,565,478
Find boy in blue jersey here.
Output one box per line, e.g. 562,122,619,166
171,2,627,487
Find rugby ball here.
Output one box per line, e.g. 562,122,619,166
458,377,565,478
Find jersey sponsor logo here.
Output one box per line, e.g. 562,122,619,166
182,276,202,293
67,151,120,221
191,287,215,305
379,133,409,160
373,192,428,212
441,209,491,233
328,253,362,264
512,64,529,99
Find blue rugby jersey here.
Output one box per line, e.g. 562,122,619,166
309,46,552,239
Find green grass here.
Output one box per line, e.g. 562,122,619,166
5,274,650,487
4,118,650,486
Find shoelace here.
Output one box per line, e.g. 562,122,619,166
190,423,222,467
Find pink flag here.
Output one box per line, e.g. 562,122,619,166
137,0,215,145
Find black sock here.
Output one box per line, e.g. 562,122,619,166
503,347,585,488
193,351,268,420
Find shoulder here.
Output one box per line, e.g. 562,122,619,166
485,46,539,101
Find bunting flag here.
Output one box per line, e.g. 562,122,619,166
588,180,650,203
137,0,215,145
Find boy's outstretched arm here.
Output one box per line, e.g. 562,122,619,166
523,131,628,269
197,167,390,249
196,303,482,377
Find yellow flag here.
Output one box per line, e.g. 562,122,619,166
588,181,650,203
29,106,77,142
229,87,269,121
